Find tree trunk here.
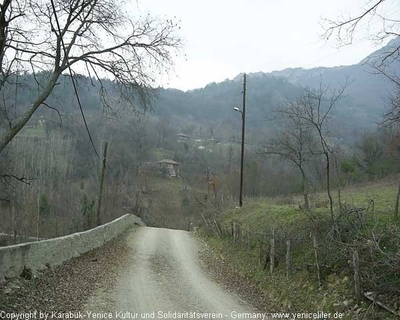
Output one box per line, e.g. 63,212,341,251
325,151,334,225
334,154,342,212
300,168,310,211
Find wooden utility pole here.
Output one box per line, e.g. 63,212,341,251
239,73,246,207
96,141,108,226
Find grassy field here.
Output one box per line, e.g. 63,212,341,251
20,126,46,138
221,178,400,229
199,179,400,319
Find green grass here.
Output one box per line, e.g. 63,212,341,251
221,201,304,232
225,180,400,232
338,182,399,214
20,126,45,138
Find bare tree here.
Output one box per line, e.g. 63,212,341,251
323,0,397,52
0,0,182,154
276,83,347,224
259,113,315,212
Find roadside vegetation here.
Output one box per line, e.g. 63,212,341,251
199,179,400,319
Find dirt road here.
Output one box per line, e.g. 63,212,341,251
84,227,258,319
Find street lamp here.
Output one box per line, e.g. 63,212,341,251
233,74,246,207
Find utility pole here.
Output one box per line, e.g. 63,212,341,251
97,141,108,226
239,73,246,207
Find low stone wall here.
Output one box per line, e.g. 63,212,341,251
0,214,144,280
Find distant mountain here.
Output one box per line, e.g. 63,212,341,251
266,37,400,125
155,38,400,144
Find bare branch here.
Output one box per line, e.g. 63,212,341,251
0,0,182,154
322,0,385,45
0,172,33,185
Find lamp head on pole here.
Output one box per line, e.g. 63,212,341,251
233,107,241,113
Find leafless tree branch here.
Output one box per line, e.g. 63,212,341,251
0,0,182,154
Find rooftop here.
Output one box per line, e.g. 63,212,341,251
158,159,179,165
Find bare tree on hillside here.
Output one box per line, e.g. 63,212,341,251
276,83,347,225
259,113,316,212
0,0,182,154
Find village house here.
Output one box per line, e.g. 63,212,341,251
157,159,180,177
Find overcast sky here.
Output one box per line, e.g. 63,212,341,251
136,0,396,91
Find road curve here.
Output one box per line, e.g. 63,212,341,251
84,227,255,319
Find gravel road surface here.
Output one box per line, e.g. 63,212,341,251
84,227,257,319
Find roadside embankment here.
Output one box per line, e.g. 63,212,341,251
198,181,400,319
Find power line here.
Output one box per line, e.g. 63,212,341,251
49,0,100,160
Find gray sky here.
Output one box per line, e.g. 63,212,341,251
137,0,397,91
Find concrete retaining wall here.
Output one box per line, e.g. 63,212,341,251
0,214,144,280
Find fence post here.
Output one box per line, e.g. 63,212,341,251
270,229,275,276
286,239,291,280
258,236,263,266
313,233,321,287
353,250,361,301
